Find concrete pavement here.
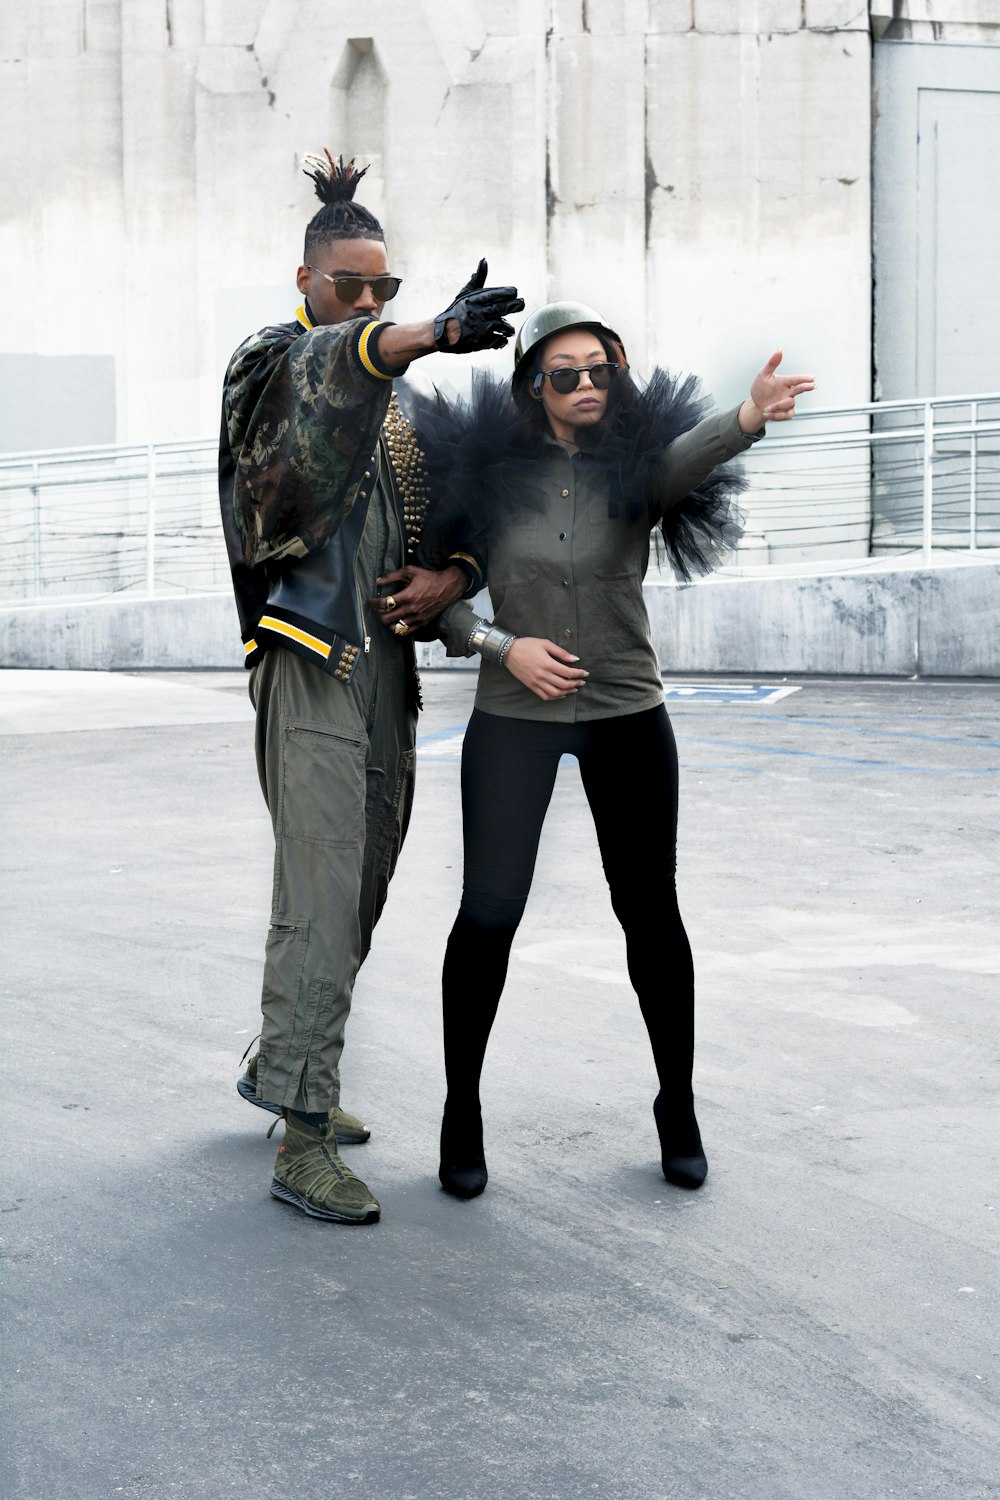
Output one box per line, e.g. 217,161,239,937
1,667,998,1499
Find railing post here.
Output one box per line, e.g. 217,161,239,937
31,461,41,599
921,401,933,567
145,444,156,598
969,400,978,552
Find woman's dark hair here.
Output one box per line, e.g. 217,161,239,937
302,150,385,255
510,326,638,448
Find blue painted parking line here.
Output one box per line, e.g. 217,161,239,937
415,725,578,767
416,723,468,746
697,712,1000,752
416,724,467,760
418,719,1000,773
676,733,1000,774
683,764,764,774
662,683,801,704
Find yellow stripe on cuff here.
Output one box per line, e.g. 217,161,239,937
358,321,392,381
258,616,332,659
450,551,483,580
244,639,258,655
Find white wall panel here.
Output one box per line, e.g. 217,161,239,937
874,42,1000,399
916,87,1000,396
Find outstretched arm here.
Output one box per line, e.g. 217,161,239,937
651,352,816,516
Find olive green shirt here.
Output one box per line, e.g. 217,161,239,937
438,405,762,722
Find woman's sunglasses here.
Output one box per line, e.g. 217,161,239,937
533,362,617,396
307,266,402,302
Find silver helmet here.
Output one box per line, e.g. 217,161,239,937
513,301,628,376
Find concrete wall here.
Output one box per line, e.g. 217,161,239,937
870,0,1000,44
0,354,117,452
5,2,998,569
1,1,871,450
642,563,1000,677
3,564,997,677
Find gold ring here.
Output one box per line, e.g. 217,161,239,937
384,595,396,610
393,620,409,636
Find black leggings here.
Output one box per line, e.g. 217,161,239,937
442,704,695,1114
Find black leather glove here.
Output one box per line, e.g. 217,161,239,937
433,259,525,353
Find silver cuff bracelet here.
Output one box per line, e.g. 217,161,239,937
467,618,517,665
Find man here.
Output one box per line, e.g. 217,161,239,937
219,151,523,1223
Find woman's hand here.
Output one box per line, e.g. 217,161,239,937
504,638,589,701
738,351,815,432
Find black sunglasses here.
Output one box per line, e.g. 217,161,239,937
307,266,402,302
533,362,617,396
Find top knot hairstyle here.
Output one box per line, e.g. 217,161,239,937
302,149,385,255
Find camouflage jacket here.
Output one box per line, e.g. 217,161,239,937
220,307,396,572
218,305,484,677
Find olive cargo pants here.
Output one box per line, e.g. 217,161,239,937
249,642,417,1113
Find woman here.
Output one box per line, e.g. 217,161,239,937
413,302,813,1198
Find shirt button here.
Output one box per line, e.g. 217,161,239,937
563,629,573,640
559,532,567,541
561,578,570,588
560,488,569,498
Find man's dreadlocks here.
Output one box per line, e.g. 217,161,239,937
302,150,385,255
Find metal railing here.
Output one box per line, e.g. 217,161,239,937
1,393,997,607
0,438,223,606
740,393,1000,566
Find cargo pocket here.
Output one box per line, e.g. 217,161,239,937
280,722,367,847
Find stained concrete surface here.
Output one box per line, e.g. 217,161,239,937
5,558,1000,678
1,667,998,1500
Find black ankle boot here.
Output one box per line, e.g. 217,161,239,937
439,1104,488,1199
653,1091,708,1190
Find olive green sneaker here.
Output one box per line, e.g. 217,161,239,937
237,1049,371,1144
327,1105,371,1145
270,1113,380,1224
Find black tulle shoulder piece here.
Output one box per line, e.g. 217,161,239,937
398,372,540,563
590,367,747,580
658,475,745,581
400,366,746,580
399,371,537,503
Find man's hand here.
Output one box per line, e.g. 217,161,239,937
504,639,589,701
372,260,524,367
371,564,467,634
434,259,525,353
738,351,815,432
